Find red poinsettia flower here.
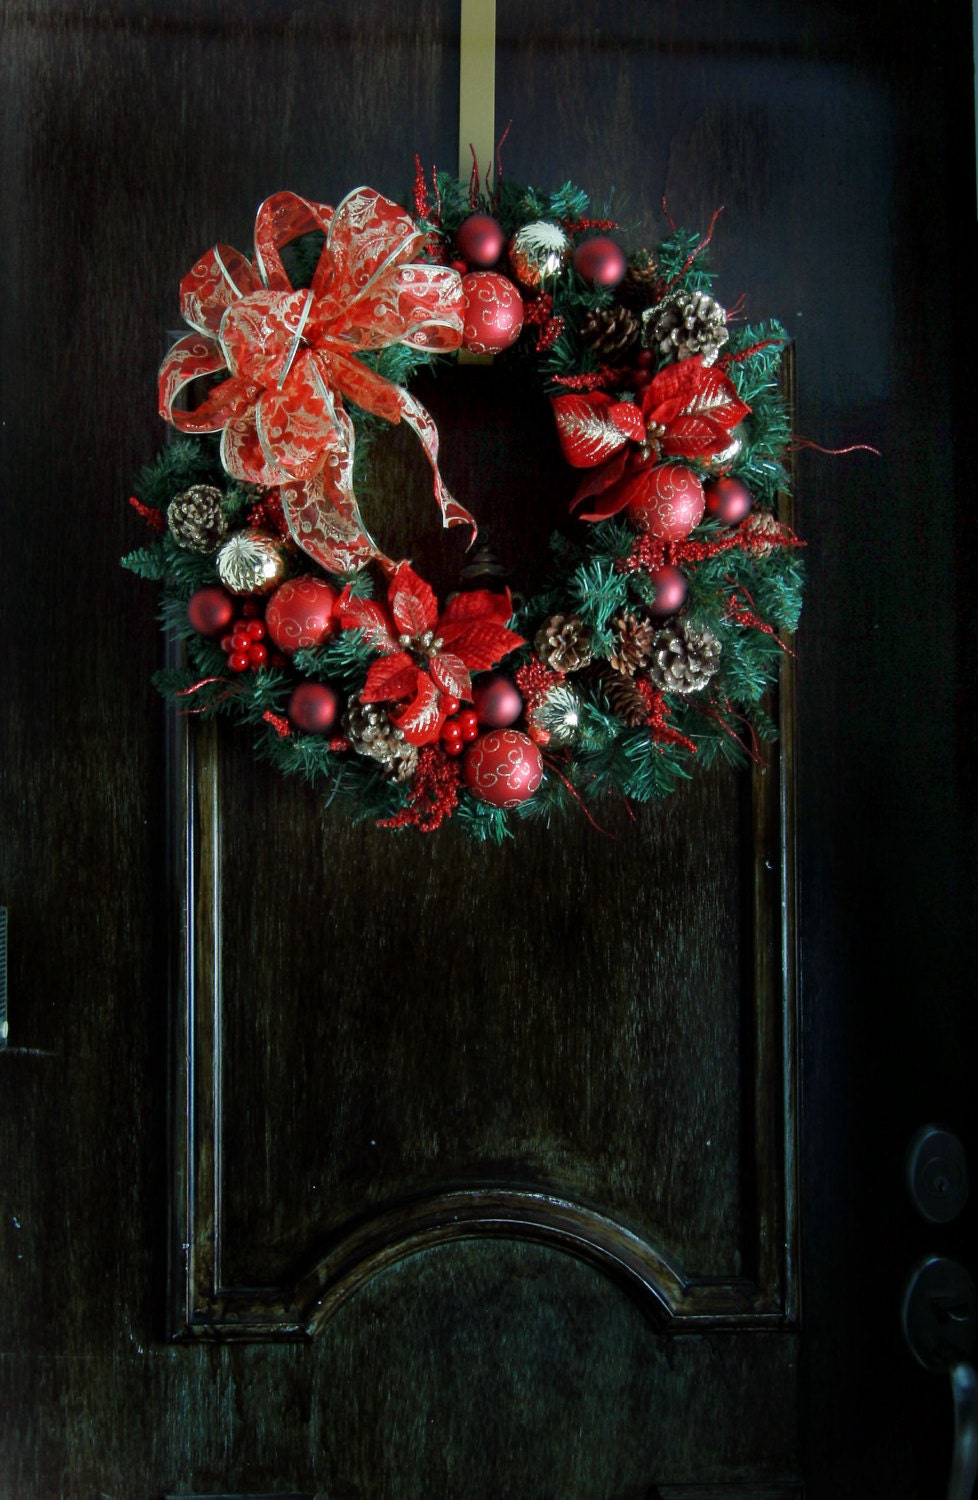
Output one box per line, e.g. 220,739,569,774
336,563,524,745
551,354,751,521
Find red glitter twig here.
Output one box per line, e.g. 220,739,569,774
544,757,615,837
637,680,698,755
790,437,881,457
720,335,786,367
515,661,565,709
724,584,795,655
128,495,166,531
262,710,291,738
378,744,462,833
561,217,620,234
413,154,430,220
550,366,631,392
663,206,724,292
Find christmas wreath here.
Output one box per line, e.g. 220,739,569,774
124,163,803,839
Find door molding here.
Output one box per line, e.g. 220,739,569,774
167,368,799,1342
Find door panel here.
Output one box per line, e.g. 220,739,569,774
1,3,973,1497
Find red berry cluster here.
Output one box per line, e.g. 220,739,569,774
440,701,480,756
220,616,268,673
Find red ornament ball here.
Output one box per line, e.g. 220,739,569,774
461,272,524,354
265,576,338,654
627,464,706,542
647,565,689,618
572,236,627,287
288,681,339,734
704,476,754,526
456,213,506,267
473,673,524,729
187,586,235,637
464,730,544,808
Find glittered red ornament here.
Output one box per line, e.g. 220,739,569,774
473,673,524,728
572,236,627,288
456,213,506,267
288,680,339,734
647,565,689,618
704,475,754,526
265,576,339,654
464,730,544,808
627,464,705,542
461,272,524,355
187,586,235,637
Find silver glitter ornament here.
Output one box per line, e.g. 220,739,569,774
508,221,570,290
215,529,288,595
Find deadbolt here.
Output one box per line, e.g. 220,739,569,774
907,1125,970,1224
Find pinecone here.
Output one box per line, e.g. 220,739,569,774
648,622,722,695
534,614,593,672
617,253,660,311
589,662,648,727
345,700,419,783
167,485,227,552
642,289,729,367
580,305,641,361
609,611,655,676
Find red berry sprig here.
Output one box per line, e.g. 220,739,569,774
441,707,480,757
220,616,269,673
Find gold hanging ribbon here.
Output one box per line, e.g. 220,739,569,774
458,0,497,183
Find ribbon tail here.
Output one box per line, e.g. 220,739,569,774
396,386,477,544
278,405,392,575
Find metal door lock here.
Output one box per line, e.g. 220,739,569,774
907,1125,970,1224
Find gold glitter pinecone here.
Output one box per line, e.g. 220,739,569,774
642,289,729,367
167,485,227,553
609,611,655,676
534,614,593,672
345,700,418,783
648,621,722,695
580,305,641,361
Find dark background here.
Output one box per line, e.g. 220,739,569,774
1,2,975,1495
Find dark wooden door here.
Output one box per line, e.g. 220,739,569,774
1,4,975,1497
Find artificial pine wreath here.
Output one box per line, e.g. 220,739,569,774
124,162,803,840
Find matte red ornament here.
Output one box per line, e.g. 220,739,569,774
187,586,235,637
456,213,506,267
626,464,705,541
464,730,544,808
572,236,627,287
265,576,339,654
704,476,754,526
647,565,689,618
461,272,524,354
473,673,524,728
288,680,339,734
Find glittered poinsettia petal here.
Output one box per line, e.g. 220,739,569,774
389,562,439,637
429,652,471,702
362,652,418,704
389,671,446,746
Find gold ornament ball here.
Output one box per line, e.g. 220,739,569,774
216,529,288,595
508,221,570,290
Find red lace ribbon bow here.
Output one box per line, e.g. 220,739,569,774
159,188,470,573
551,355,751,520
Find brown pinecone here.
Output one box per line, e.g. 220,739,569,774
167,485,227,552
617,253,660,311
642,289,729,367
534,614,593,672
648,622,722,695
345,700,418,783
590,662,648,727
609,611,655,676
580,305,641,361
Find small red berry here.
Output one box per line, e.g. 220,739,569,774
220,634,235,654
231,629,251,652
441,694,460,717
444,737,465,757
248,642,268,667
228,652,251,672
246,619,266,640
458,709,479,741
